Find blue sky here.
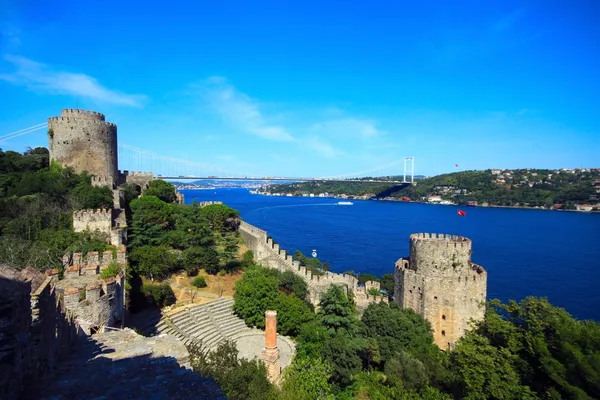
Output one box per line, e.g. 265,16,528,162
0,0,598,177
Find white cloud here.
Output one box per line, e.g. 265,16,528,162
200,76,294,141
0,55,147,107
310,118,385,138
304,136,345,158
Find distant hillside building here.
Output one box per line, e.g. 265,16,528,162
394,233,487,349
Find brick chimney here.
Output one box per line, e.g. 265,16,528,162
261,310,281,382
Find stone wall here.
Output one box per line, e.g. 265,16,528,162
73,208,112,240
48,109,118,186
118,170,153,189
239,221,383,307
57,250,126,331
0,267,82,400
394,233,487,349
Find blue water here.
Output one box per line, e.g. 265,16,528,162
183,189,600,321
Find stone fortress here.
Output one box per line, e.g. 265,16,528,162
48,108,163,247
394,233,487,349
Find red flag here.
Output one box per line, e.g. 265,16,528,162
458,209,466,216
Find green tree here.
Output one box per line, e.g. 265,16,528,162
233,267,279,328
130,245,178,281
318,285,358,335
144,179,177,203
274,292,315,336
322,331,364,387
450,333,537,400
200,203,239,231
360,302,437,364
279,356,334,400
189,340,275,400
381,273,395,297
183,246,219,275
129,196,173,247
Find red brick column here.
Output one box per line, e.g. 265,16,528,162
261,310,281,382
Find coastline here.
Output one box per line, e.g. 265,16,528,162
249,191,599,213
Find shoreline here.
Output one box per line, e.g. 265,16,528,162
247,191,599,214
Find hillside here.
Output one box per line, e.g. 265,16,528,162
263,168,600,209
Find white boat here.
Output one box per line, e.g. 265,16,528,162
338,201,353,205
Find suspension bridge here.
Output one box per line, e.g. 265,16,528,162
1,122,416,184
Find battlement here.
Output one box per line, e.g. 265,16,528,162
73,209,112,221
118,170,154,178
410,233,471,249
48,116,116,129
60,108,105,120
91,175,113,187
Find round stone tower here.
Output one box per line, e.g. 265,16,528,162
394,233,487,350
48,109,118,186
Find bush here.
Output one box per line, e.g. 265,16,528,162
368,287,381,297
143,282,176,308
192,276,207,288
99,261,122,279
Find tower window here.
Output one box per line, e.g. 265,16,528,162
434,296,438,300
442,315,446,320
441,330,446,336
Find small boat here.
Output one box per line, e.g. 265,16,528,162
338,201,353,205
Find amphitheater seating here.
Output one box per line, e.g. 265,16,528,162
155,298,254,350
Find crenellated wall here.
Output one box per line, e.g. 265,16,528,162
394,233,487,350
239,221,384,308
48,109,118,186
118,170,153,189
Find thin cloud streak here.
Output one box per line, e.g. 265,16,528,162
0,55,147,107
201,76,294,141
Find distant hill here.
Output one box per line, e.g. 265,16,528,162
263,168,600,209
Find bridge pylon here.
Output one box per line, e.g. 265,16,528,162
403,157,415,183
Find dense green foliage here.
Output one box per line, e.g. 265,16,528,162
99,261,122,279
233,263,314,334
142,282,176,308
265,168,600,209
191,276,207,288
189,340,276,400
127,193,240,281
144,179,177,203
265,180,400,197
283,293,600,399
0,147,115,270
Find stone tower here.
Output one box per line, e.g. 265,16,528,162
48,109,118,186
394,233,487,350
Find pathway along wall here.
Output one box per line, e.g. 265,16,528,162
239,221,387,307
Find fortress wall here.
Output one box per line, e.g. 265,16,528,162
118,170,153,188
48,109,118,185
73,209,112,242
240,221,370,307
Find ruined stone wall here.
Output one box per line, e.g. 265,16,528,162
0,269,81,400
394,233,487,349
58,249,126,331
48,109,118,185
239,221,368,307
